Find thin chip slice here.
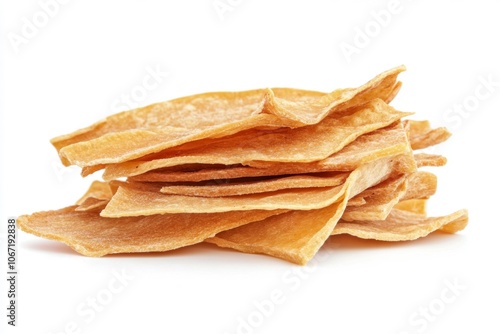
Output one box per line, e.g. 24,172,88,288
205,154,400,264
411,127,452,150
248,119,411,171
16,206,285,257
54,66,405,167
159,172,348,197
331,208,468,240
206,203,346,265
103,184,343,216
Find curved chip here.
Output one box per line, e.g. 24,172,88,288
54,66,405,167
17,207,286,257
159,172,348,197
331,208,468,241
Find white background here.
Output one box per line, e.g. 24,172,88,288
1,1,499,333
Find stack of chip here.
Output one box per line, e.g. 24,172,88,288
18,66,468,264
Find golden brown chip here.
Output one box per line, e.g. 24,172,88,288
331,208,468,240
159,172,348,197
206,203,345,265
54,66,405,168
263,66,404,125
16,206,285,257
53,90,280,166
411,128,452,150
102,184,344,216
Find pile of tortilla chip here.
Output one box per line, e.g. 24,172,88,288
17,65,468,265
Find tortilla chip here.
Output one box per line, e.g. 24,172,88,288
102,184,344,216
411,127,452,150
263,66,404,125
331,208,468,240
206,203,345,265
205,156,396,264
54,66,405,167
159,172,348,197
17,206,285,257
248,119,411,171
